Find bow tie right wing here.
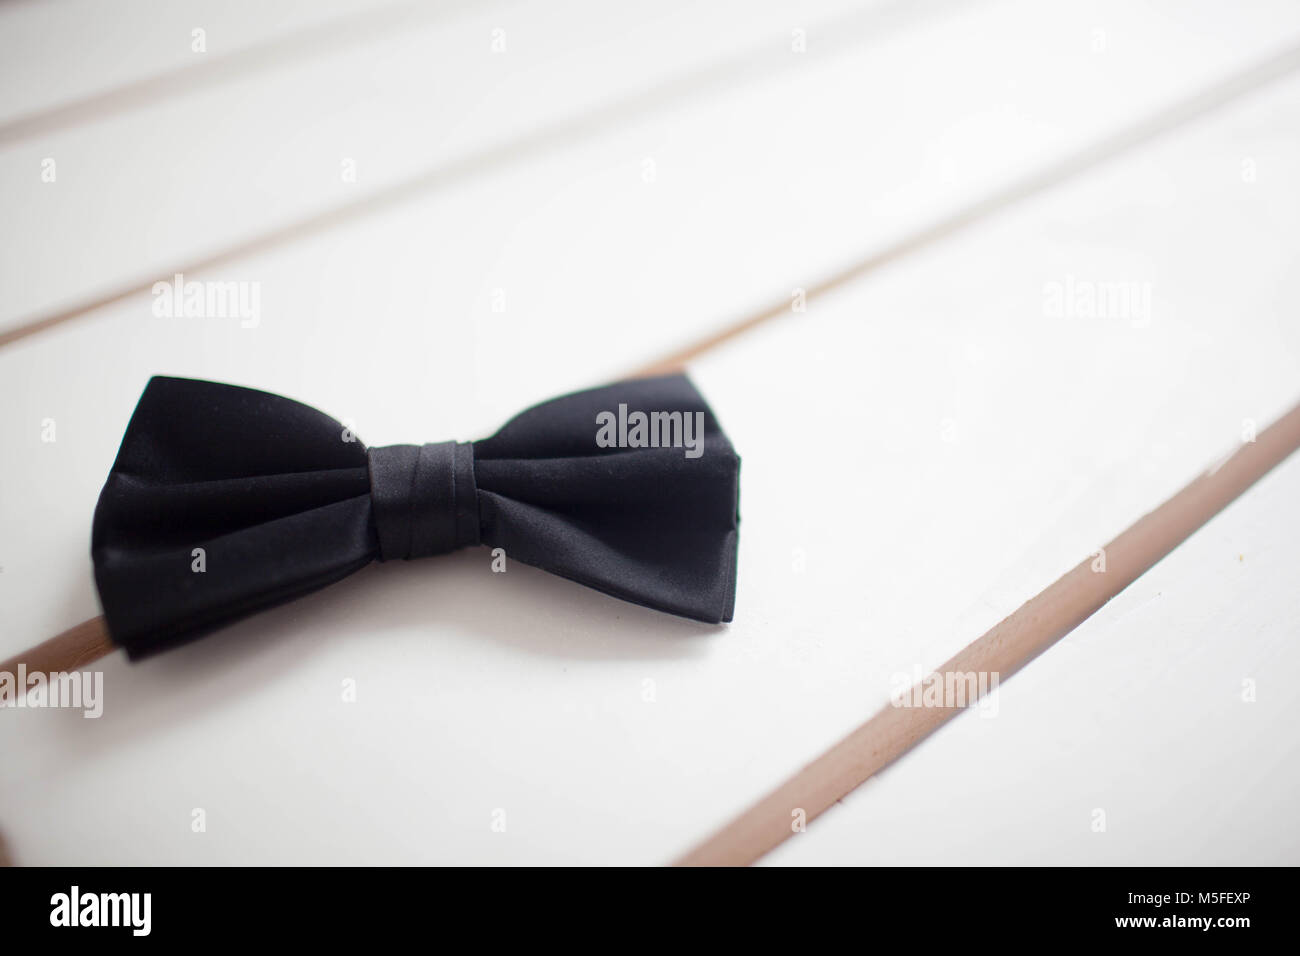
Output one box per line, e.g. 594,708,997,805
472,374,740,624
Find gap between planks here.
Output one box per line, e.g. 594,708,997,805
0,0,496,146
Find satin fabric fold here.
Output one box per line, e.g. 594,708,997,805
91,374,740,659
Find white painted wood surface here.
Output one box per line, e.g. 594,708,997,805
5,0,1299,337
765,438,1300,865
1,0,1298,864
688,69,1300,863
0,0,416,127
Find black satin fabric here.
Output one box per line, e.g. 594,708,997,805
91,375,740,659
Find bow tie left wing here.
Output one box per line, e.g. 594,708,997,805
91,376,376,659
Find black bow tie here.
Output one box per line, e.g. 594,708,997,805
91,375,741,659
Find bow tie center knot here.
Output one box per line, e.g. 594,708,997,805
367,441,480,561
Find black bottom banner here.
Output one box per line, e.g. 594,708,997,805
0,865,1284,942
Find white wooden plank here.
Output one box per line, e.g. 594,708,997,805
0,0,424,128
4,0,1299,349
3,44,1299,864
764,441,1300,865
0,0,874,331
672,68,1300,862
